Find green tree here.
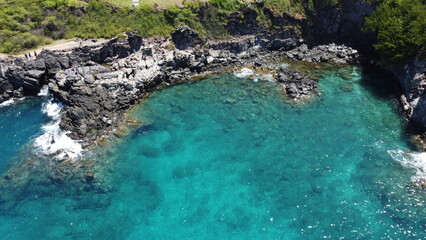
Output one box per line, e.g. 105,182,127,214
364,0,426,64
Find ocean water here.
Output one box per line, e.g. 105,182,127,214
0,66,425,239
0,97,47,173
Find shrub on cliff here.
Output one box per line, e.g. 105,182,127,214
363,0,426,64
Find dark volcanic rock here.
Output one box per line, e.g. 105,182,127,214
0,36,144,103
308,0,376,53
226,6,259,35
389,56,426,132
0,28,350,153
22,77,41,95
266,39,297,51
6,66,24,89
45,55,61,75
286,43,358,63
171,26,203,50
94,36,143,63
277,68,318,99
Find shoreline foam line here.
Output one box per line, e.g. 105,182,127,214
388,149,426,184
34,99,83,160
0,99,16,108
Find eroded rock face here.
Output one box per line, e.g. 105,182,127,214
277,68,318,99
389,57,426,132
226,5,259,35
0,27,357,148
286,43,359,63
0,35,143,103
308,0,376,53
171,26,203,50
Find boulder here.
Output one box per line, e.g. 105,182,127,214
171,26,203,50
26,70,45,79
6,66,24,89
58,56,70,69
45,55,62,75
127,34,143,52
22,77,40,95
35,59,46,70
267,39,296,51
299,44,308,53
84,75,95,84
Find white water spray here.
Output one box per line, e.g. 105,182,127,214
388,150,426,184
34,99,83,160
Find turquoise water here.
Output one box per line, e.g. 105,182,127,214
0,98,47,173
0,67,425,239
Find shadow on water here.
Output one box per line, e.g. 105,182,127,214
358,64,401,99
358,64,420,149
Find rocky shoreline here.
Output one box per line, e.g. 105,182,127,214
0,27,359,160
389,56,426,149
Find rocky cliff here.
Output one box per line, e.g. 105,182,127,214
390,56,426,137
5,0,426,157
0,25,359,159
308,0,376,53
0,34,143,103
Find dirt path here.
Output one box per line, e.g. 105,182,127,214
0,38,109,60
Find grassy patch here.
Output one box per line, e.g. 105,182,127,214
107,0,201,7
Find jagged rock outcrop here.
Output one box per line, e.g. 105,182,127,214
286,43,359,63
389,56,426,132
226,5,259,35
42,31,333,142
0,26,360,152
0,34,143,103
277,67,318,99
171,26,203,50
308,0,376,53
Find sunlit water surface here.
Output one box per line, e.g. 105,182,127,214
0,67,425,239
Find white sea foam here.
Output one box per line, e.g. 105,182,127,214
0,98,16,107
0,97,28,108
234,68,276,82
38,86,49,96
264,73,275,82
279,63,289,69
388,150,426,183
34,100,83,160
234,68,255,78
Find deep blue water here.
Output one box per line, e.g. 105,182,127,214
0,66,425,239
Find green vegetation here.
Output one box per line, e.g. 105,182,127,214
107,0,186,7
0,0,344,54
263,0,306,16
0,0,245,53
363,0,426,64
0,0,177,53
1,0,425,65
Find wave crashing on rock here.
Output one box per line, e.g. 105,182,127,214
388,149,426,185
34,99,83,160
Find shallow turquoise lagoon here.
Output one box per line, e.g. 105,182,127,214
0,67,425,239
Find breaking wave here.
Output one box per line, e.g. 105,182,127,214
388,150,426,184
34,99,83,160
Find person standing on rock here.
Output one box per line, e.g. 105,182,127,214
34,51,37,58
